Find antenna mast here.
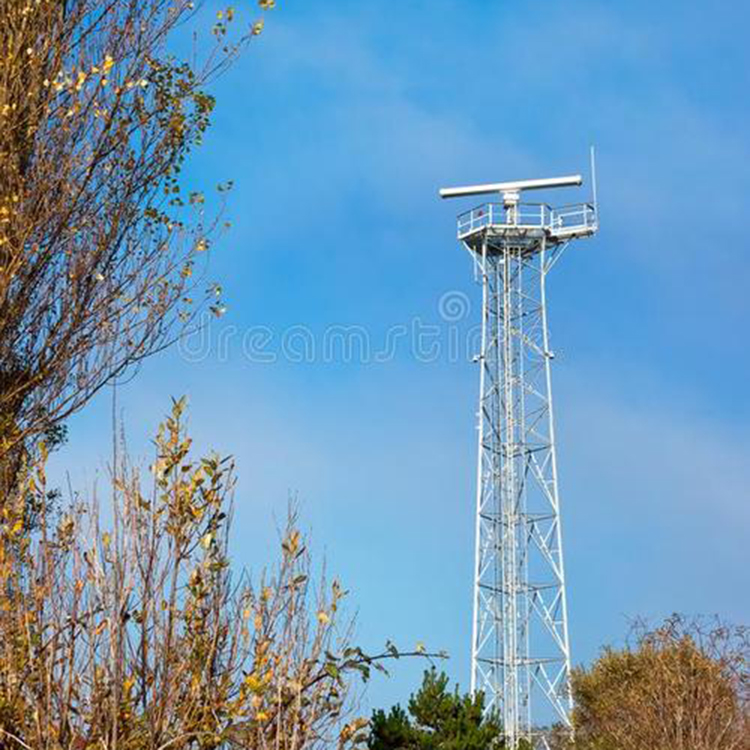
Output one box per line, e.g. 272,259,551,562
439,172,598,749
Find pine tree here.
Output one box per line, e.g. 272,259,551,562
369,669,507,750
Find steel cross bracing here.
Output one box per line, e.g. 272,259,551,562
469,230,573,749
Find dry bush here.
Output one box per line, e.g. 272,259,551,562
0,0,272,482
0,399,408,750
572,614,750,750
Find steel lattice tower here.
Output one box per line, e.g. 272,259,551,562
440,173,598,749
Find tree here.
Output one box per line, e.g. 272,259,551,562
368,669,509,750
0,0,272,490
0,398,425,750
571,615,750,750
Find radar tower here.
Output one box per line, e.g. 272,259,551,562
440,167,598,748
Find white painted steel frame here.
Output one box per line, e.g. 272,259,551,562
463,211,591,749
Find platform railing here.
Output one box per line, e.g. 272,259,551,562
550,203,597,233
457,202,596,240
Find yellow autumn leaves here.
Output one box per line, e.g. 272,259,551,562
254,0,276,35
214,3,270,36
282,528,302,556
43,54,118,94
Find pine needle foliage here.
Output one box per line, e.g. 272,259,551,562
368,669,511,750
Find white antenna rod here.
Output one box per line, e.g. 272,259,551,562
590,145,599,219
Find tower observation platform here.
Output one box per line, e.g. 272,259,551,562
457,201,597,248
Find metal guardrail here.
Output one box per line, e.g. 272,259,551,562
457,202,597,240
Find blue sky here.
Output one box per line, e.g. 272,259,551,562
53,0,750,712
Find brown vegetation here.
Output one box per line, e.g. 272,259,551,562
0,6,438,749
0,0,267,483
572,615,750,750
0,399,405,750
